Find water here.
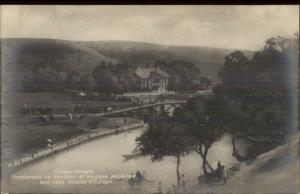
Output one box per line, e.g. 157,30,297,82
5,126,242,193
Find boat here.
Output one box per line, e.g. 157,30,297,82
122,151,142,161
247,135,282,143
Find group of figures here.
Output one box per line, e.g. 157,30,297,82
167,174,187,193
127,171,188,194
198,161,228,185
64,106,83,120
215,161,228,184
35,105,84,122
65,111,82,120
37,106,55,123
128,163,228,193
128,170,145,187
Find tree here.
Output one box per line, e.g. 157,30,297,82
114,67,137,92
215,34,299,162
92,66,123,94
178,96,226,175
221,97,252,161
154,60,202,92
217,50,249,94
135,113,191,186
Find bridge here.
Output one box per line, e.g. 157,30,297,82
86,99,187,117
31,99,187,119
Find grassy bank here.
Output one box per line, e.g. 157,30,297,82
2,92,133,116
1,115,140,162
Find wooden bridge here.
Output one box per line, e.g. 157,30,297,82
86,99,187,117
31,99,187,119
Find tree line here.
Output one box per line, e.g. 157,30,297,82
92,61,209,94
135,33,299,186
18,60,209,93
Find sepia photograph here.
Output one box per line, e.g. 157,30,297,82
0,5,299,194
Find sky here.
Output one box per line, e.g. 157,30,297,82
1,5,299,50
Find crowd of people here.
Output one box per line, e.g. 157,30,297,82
28,96,156,124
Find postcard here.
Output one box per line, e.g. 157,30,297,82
1,5,299,194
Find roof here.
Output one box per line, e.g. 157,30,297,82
135,67,170,79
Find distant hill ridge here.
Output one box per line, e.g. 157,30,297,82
1,38,254,92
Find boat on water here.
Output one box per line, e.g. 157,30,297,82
122,151,142,161
246,128,285,143
247,134,282,143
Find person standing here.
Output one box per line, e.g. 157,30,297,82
222,165,227,184
128,173,135,187
216,161,222,180
181,174,186,192
157,181,162,194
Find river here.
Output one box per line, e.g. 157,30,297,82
4,126,249,193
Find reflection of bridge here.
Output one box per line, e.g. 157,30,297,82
86,100,187,117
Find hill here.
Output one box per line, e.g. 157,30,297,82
1,38,118,73
2,39,119,92
80,40,252,83
1,38,253,92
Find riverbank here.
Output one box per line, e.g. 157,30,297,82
187,132,299,193
2,114,143,166
5,120,145,170
222,132,299,193
5,128,294,194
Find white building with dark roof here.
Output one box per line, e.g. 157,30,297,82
134,66,170,93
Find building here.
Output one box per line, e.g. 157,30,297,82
135,66,170,93
192,76,212,90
